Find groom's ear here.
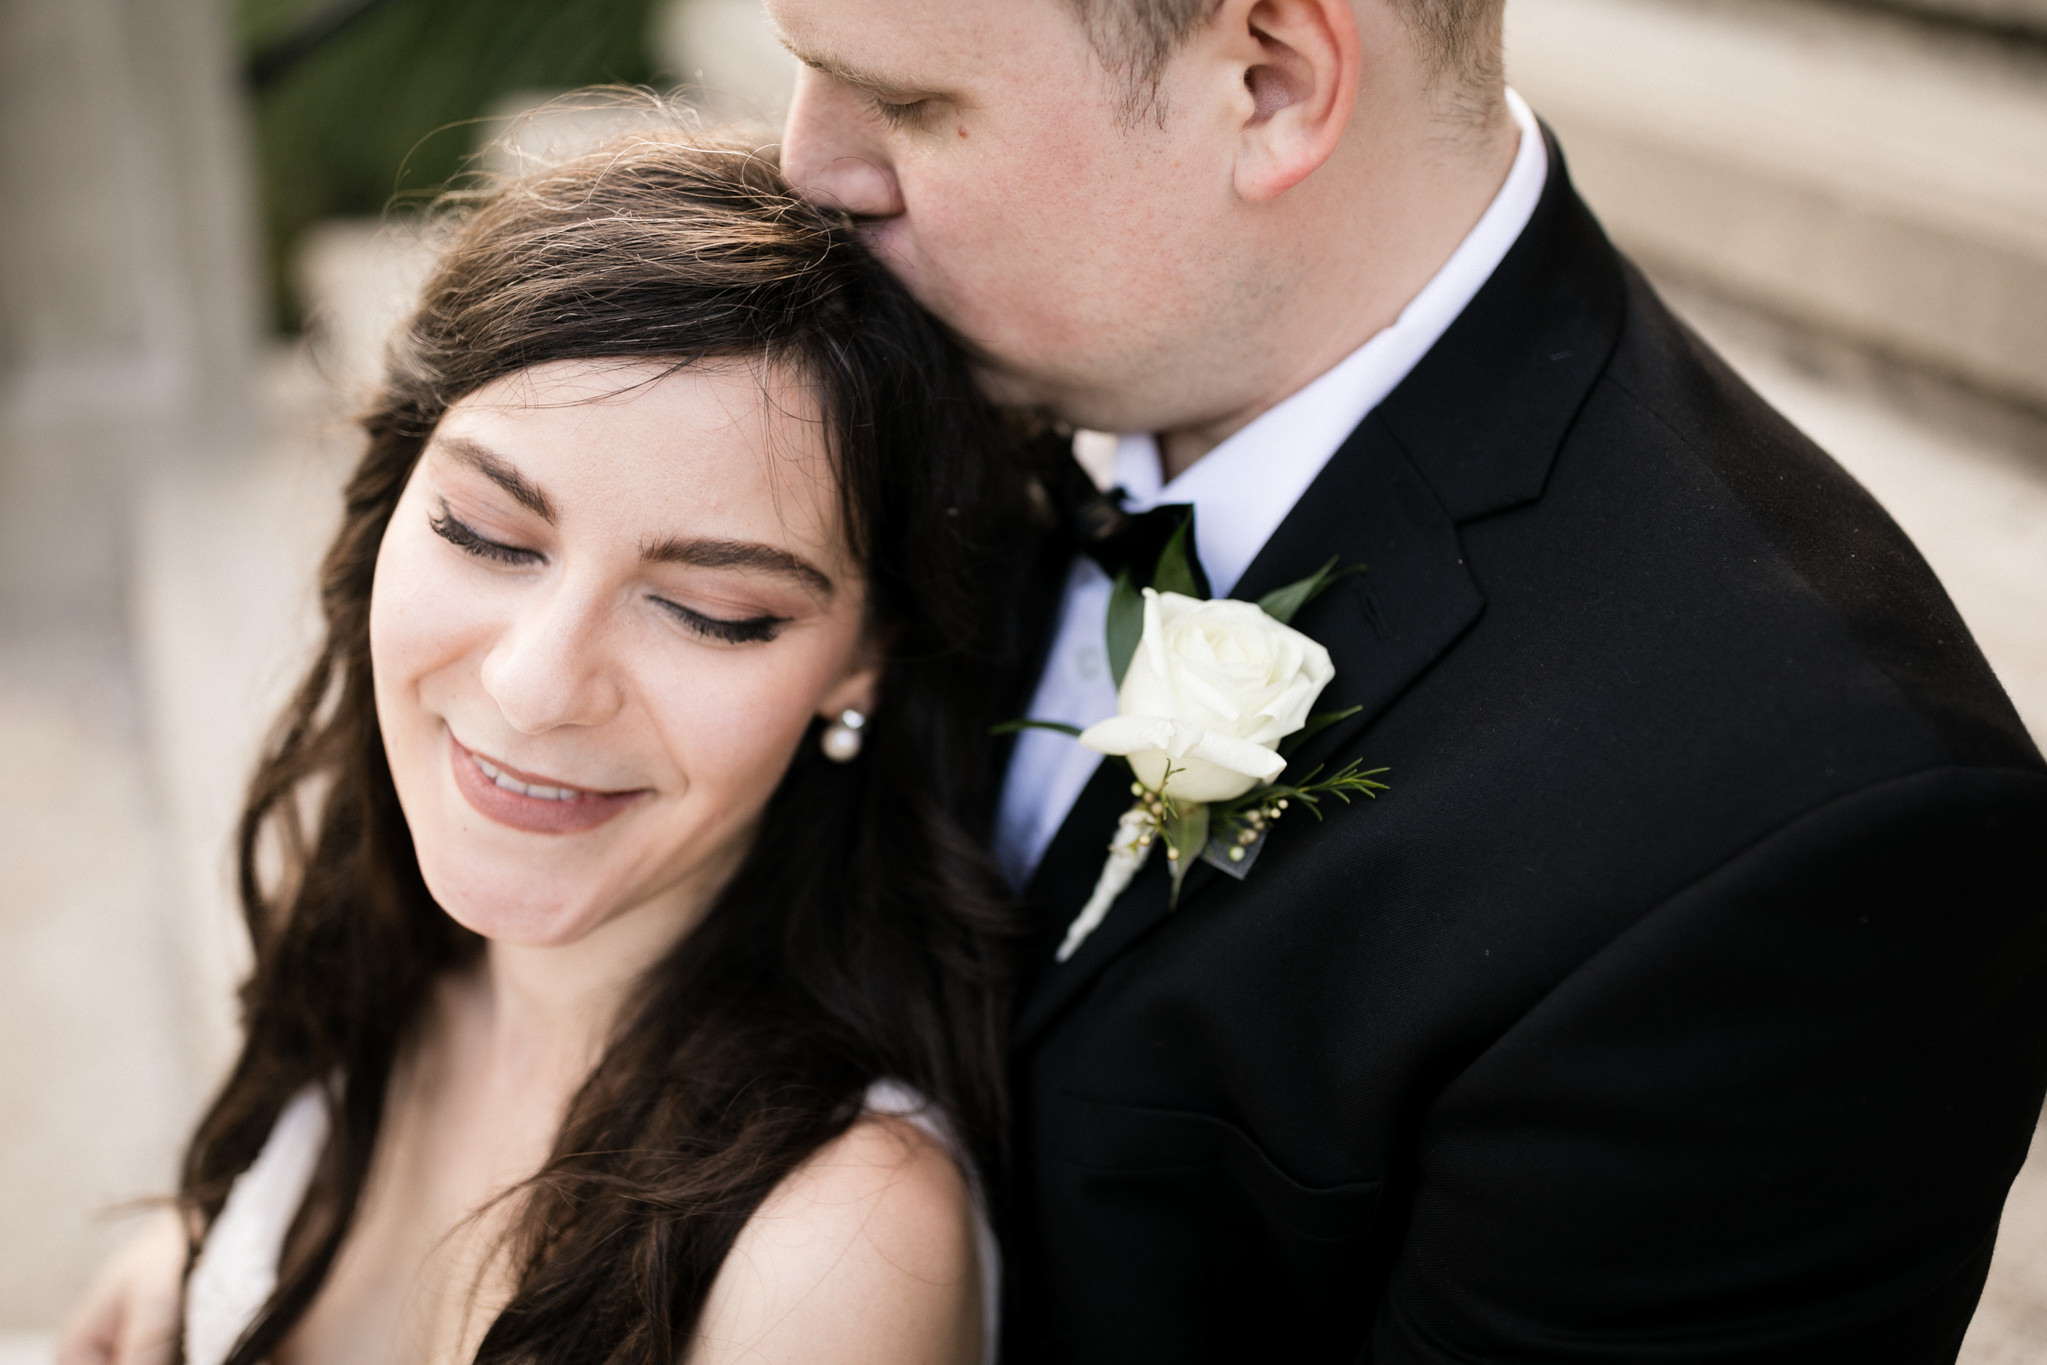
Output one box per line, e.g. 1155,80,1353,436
1216,0,1363,203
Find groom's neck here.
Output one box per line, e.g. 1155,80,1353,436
1152,111,1520,483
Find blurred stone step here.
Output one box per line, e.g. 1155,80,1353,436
0,629,193,1326
127,343,357,1097
1508,0,2047,412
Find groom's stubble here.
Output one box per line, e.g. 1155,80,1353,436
771,0,1515,472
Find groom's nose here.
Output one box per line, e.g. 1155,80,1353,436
782,68,906,219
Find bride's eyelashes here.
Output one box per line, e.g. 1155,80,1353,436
651,599,787,646
431,506,538,566
430,504,788,646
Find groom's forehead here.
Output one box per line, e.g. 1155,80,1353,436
771,0,1085,79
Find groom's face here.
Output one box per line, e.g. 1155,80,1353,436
773,0,1250,431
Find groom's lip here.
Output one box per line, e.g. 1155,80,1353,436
447,731,646,836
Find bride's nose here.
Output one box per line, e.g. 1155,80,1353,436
479,584,625,734
782,68,906,219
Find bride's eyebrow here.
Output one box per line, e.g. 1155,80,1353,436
641,536,835,599
431,436,833,597
436,437,556,523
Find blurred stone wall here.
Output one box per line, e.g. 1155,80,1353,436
0,0,261,627
0,0,260,1327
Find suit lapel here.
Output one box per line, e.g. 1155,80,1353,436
1013,428,1483,1048
1011,131,1628,1052
1233,423,1485,790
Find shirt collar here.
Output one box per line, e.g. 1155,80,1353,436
1108,87,1548,599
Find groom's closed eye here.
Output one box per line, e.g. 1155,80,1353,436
869,95,935,128
783,39,937,123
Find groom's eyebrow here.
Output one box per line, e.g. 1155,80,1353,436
780,39,924,99
640,536,835,598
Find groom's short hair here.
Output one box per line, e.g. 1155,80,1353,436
1072,0,1505,119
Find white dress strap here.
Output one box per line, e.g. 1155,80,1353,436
862,1079,1002,1365
183,1085,330,1365
182,1080,998,1364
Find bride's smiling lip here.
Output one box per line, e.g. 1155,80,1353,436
446,730,647,836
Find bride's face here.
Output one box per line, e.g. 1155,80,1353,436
369,358,878,949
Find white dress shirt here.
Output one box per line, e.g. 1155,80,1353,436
995,89,1549,888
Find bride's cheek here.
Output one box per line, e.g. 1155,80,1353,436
654,652,831,794
664,673,794,780
372,523,463,680
369,532,442,748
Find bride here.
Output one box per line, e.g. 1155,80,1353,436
60,124,1030,1364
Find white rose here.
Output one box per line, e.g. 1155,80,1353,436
1079,589,1336,804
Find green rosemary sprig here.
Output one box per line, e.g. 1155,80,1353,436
1232,759,1391,819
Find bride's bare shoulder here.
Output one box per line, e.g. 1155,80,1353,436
690,1113,982,1364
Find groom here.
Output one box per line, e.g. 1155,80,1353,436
774,0,2047,1359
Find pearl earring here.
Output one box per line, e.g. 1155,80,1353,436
820,708,867,762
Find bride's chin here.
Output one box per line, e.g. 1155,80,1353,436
439,899,603,949
420,864,613,949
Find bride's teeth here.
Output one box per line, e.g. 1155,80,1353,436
471,749,583,801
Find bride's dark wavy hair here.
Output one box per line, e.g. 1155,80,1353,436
179,127,1030,1361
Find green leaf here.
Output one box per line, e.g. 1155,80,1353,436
1163,800,1209,908
1151,513,1203,600
1278,705,1363,759
1257,556,1365,626
990,718,1086,738
1106,568,1144,689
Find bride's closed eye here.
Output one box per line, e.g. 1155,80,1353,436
652,599,786,646
429,505,788,646
430,506,539,566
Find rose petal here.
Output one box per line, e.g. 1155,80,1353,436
1174,666,1243,722
1103,591,1337,783
1080,714,1193,760
1187,729,1287,784
1134,751,1265,803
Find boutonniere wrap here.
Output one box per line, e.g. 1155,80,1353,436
1006,511,1387,961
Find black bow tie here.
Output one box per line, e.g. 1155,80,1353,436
1067,488,1212,599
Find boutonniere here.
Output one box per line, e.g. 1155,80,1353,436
1004,512,1387,961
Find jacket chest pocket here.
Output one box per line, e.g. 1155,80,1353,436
1041,1092,1385,1347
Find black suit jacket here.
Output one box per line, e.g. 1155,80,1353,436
1000,135,2047,1363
